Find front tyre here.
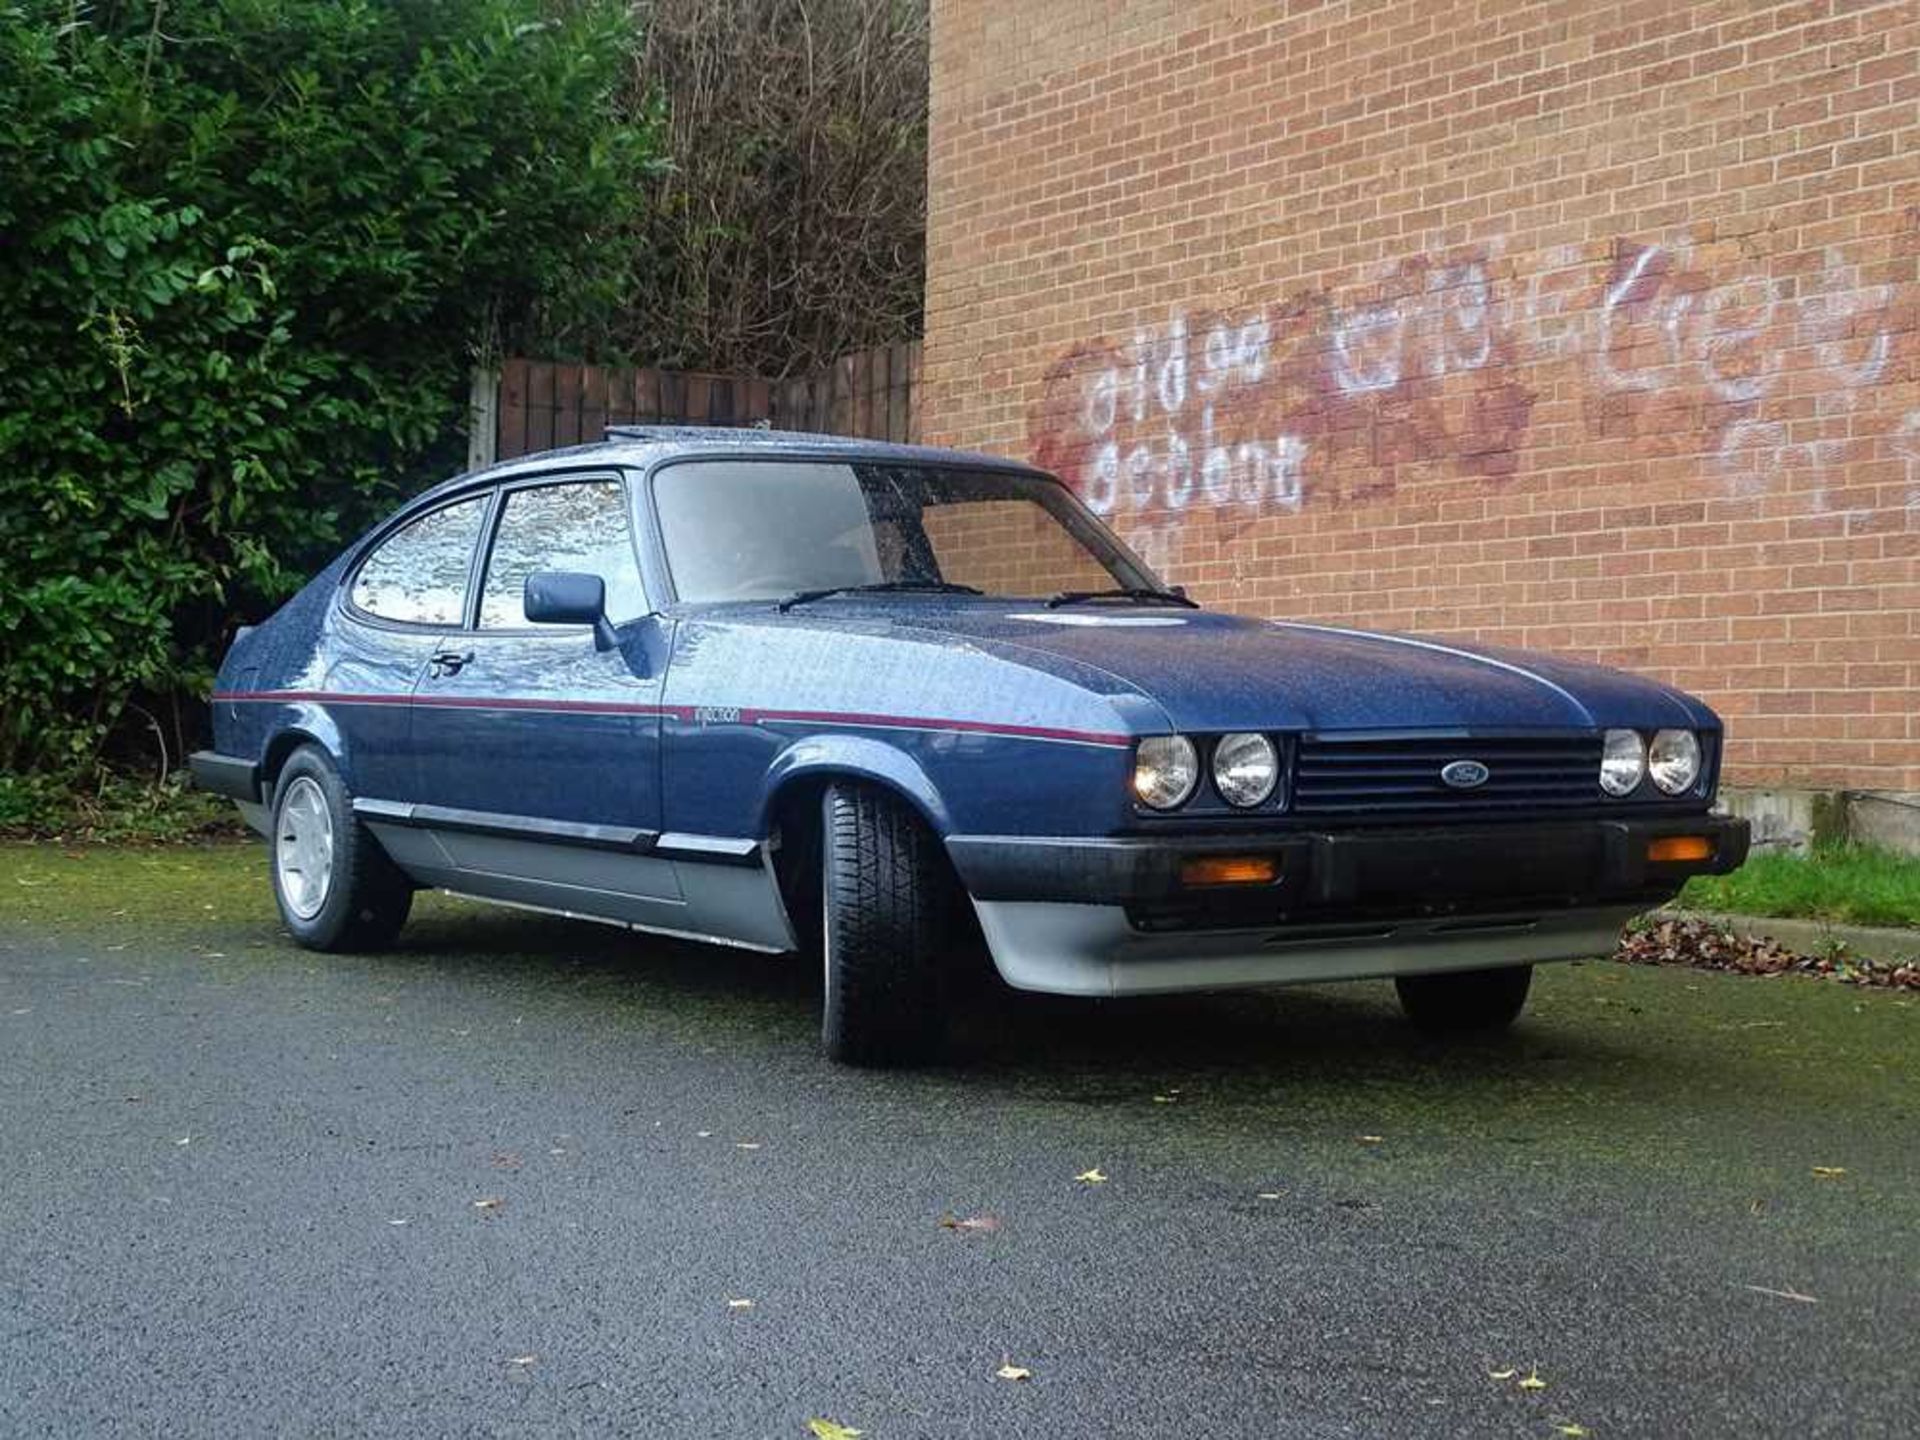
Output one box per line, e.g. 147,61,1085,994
1395,964,1533,1035
270,745,413,952
820,783,951,1066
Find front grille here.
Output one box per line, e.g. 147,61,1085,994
1292,735,1602,817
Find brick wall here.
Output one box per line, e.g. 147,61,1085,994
922,0,1918,792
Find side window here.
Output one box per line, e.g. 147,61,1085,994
350,495,488,626
478,480,645,629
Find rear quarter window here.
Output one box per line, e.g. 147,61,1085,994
350,494,488,626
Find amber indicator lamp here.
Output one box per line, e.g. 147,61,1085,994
1180,855,1279,887
1646,835,1714,864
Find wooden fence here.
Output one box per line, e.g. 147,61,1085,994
472,341,922,467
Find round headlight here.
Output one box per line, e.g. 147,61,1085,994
1133,735,1199,810
1212,732,1279,807
1648,729,1701,795
1600,729,1646,797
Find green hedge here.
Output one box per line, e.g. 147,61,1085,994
0,0,661,784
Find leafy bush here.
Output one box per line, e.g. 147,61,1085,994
0,0,662,784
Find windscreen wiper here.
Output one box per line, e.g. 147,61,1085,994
777,579,985,612
1045,586,1199,609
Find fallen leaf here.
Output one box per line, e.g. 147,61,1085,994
1810,1166,1846,1179
727,1298,754,1310
1074,1167,1107,1184
696,1130,713,1138
807,1421,862,1440
1151,1094,1176,1104
507,1355,537,1366
938,1212,1002,1233
175,1136,191,1147
1554,1425,1590,1438
1256,1191,1283,1201
1487,1367,1517,1381
1518,1368,1547,1392
491,1152,522,1170
995,1362,1032,1382
735,1141,762,1151
1357,1135,1384,1144
473,1197,504,1211
388,1218,409,1227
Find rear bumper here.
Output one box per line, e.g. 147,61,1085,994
188,751,261,803
189,750,271,837
949,814,1749,997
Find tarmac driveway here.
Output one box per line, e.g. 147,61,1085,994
2,843,1915,1437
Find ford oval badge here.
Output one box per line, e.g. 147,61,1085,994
1441,759,1490,790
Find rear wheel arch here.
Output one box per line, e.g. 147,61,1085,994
263,728,329,802
259,709,352,802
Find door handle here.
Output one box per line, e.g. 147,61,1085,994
429,649,474,678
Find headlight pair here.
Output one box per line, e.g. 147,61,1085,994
1601,728,1702,797
1133,733,1279,811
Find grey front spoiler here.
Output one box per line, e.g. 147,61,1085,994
971,899,1648,998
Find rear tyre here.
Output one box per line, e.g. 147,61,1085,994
1395,964,1533,1035
820,782,951,1066
269,745,413,952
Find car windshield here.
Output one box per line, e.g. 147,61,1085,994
652,460,1156,604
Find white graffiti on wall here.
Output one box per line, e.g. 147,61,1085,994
1895,411,1920,514
1031,234,1912,530
1075,312,1305,525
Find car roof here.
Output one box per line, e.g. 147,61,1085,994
406,426,1052,512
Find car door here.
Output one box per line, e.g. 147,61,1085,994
334,491,493,802
400,473,681,919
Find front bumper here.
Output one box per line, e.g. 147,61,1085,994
948,814,1749,997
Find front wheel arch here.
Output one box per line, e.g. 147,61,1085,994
764,766,978,966
759,736,954,840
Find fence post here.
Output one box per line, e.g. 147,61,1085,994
467,367,500,471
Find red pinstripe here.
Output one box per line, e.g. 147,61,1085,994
213,690,1132,748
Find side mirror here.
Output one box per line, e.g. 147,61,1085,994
1169,584,1188,600
525,571,618,651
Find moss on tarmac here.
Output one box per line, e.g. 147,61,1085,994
5,838,1915,1232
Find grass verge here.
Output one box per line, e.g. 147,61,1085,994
1680,843,1920,930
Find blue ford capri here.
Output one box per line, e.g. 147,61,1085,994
193,428,1748,1064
